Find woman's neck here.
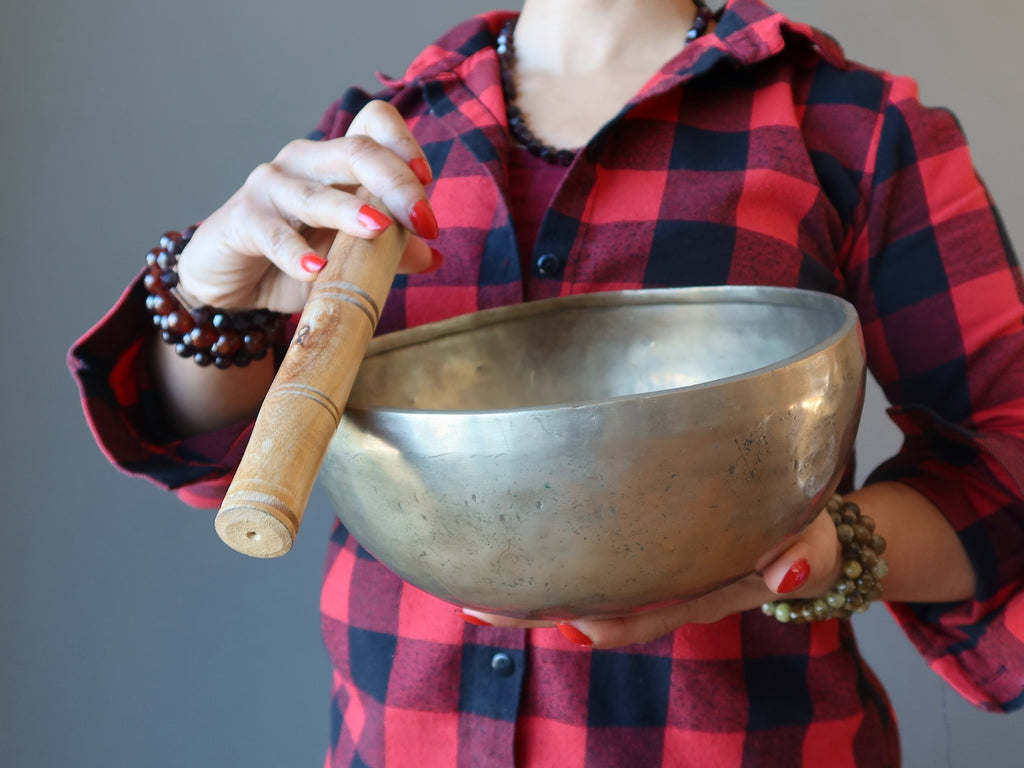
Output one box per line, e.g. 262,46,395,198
506,0,707,149
514,0,703,76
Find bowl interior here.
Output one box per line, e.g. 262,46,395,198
349,289,848,412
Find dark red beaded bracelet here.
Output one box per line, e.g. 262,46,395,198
143,226,288,369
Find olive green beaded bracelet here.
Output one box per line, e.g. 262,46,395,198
762,494,889,624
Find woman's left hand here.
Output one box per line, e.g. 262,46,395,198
462,506,843,649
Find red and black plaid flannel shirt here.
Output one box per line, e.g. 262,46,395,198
70,1,1024,765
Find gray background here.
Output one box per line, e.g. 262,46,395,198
2,0,1022,765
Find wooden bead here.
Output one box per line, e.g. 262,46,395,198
211,330,243,357
143,226,287,368
188,323,217,350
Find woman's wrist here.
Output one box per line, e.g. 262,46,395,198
151,329,276,435
142,224,284,434
144,226,289,369
763,477,979,623
838,483,976,604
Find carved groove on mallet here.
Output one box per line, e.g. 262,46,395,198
266,383,343,426
309,280,382,329
219,490,301,532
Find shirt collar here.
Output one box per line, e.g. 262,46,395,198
377,10,514,90
705,0,846,70
379,0,847,92
377,0,850,173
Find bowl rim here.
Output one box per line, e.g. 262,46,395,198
351,285,861,418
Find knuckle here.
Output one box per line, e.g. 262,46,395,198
264,224,295,254
342,134,381,164
296,181,323,209
245,161,277,188
360,99,387,115
359,99,396,121
381,166,413,192
274,138,309,163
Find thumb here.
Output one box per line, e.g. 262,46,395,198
761,510,841,597
396,235,443,275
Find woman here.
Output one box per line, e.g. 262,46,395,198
70,0,1024,765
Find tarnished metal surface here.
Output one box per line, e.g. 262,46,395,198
319,287,866,619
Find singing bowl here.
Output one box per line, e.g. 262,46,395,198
319,286,866,619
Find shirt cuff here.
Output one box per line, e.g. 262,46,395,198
67,270,255,508
867,403,1024,711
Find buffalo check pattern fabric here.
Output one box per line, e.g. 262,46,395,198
69,0,1024,765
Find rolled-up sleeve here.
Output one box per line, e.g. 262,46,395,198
68,271,257,509
845,75,1024,711
67,88,384,510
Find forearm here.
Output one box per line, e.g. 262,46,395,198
152,332,276,436
845,481,976,604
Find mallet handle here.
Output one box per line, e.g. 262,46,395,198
214,220,408,557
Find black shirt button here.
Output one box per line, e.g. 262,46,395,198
535,253,564,277
490,652,515,677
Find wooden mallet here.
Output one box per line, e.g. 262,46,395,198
214,215,409,557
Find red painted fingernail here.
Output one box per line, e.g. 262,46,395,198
457,609,492,627
557,623,593,647
358,204,392,232
409,157,433,186
301,252,327,273
778,558,811,594
409,199,439,240
427,247,444,272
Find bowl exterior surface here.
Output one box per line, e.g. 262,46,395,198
320,287,866,619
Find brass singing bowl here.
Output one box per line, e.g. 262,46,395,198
319,286,866,619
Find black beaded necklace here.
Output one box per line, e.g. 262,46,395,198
497,1,714,166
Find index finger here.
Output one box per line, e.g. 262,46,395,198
348,100,433,185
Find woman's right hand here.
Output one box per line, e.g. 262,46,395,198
174,99,439,315
152,100,439,435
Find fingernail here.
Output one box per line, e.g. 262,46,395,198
556,623,593,647
409,199,439,240
358,204,392,232
301,252,327,273
409,157,433,186
457,609,492,627
427,247,444,272
778,558,811,594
